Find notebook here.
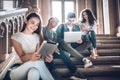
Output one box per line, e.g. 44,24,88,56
64,31,82,42
37,41,58,57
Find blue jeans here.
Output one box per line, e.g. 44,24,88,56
59,41,92,60
71,41,92,52
89,31,96,48
46,50,77,73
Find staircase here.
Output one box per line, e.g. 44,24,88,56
53,35,120,80
2,35,120,80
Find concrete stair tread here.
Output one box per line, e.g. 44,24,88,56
57,64,120,76
97,49,120,54
53,56,120,65
96,35,120,40
97,39,120,44
80,49,120,56
96,44,120,49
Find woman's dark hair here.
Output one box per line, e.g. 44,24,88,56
80,9,96,26
21,12,43,44
21,12,41,35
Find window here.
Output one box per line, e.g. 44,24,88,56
3,0,18,10
51,0,75,23
102,0,110,34
52,1,62,22
3,1,14,10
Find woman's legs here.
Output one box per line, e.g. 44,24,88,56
10,61,35,80
10,60,54,80
35,60,54,80
27,67,40,80
89,31,98,59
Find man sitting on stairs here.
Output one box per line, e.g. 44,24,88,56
56,12,93,68
42,17,91,80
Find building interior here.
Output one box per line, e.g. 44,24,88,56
0,0,120,80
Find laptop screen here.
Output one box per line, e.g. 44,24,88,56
64,31,82,42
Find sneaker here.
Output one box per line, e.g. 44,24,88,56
83,58,93,68
70,76,87,80
72,71,86,79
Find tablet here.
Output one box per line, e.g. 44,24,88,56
64,31,82,42
37,41,58,57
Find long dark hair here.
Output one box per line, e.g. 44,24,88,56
21,12,41,35
21,12,43,44
80,9,96,26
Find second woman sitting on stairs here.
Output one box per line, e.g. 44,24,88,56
78,8,99,59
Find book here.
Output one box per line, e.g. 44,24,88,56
37,41,58,57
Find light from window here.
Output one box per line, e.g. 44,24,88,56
3,1,13,10
52,0,74,23
65,1,74,19
52,1,62,23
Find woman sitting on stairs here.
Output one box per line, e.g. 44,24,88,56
78,8,99,59
10,12,54,80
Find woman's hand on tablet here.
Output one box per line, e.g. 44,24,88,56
45,54,53,62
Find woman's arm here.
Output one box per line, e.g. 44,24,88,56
80,25,86,32
12,39,41,62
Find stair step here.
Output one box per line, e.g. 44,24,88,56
96,35,120,39
97,40,120,44
79,49,120,56
53,56,120,65
96,44,120,49
97,49,120,55
57,65,120,76
96,35,120,40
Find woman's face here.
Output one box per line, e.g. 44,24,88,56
82,12,88,20
25,17,40,33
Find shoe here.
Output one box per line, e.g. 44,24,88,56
72,71,86,79
70,76,87,80
83,58,93,68
70,71,87,80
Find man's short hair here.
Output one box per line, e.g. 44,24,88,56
49,17,59,22
67,12,76,18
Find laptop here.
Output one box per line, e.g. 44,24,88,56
64,31,82,42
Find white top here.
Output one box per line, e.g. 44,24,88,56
68,25,73,32
80,21,96,35
11,32,40,54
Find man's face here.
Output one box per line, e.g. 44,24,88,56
67,18,76,25
52,21,58,28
